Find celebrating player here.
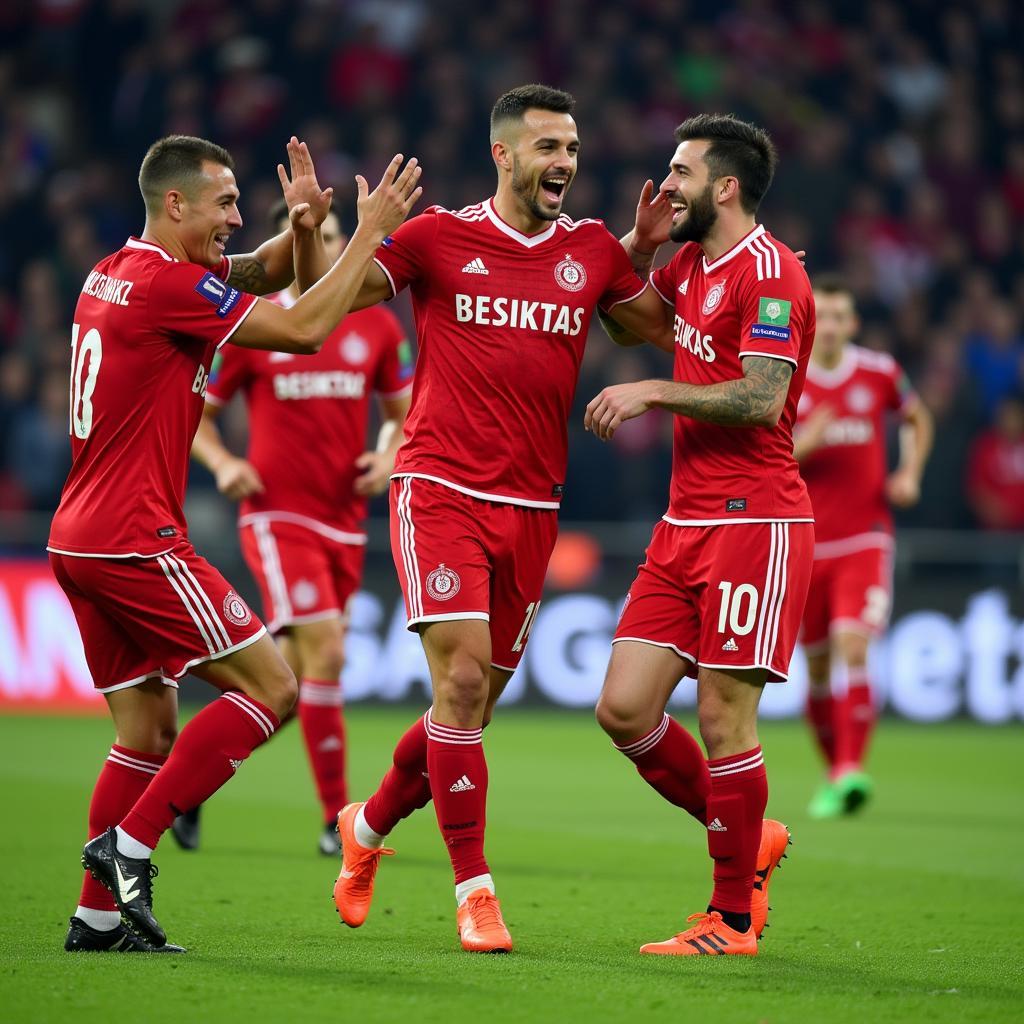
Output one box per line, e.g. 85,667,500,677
327,84,680,953
794,275,932,818
585,114,815,956
180,201,413,854
50,134,421,952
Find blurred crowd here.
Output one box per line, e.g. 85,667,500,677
1,0,1023,530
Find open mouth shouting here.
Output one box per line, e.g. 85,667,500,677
539,176,569,205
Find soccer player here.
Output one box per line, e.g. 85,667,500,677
50,134,421,952
794,275,932,818
584,114,815,956
328,84,677,953
182,201,413,854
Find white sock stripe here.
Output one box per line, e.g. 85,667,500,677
222,691,274,739
253,520,292,624
425,716,483,744
300,686,343,706
163,554,228,651
398,478,421,618
158,555,216,654
764,524,789,669
106,752,160,774
753,525,779,665
708,749,764,774
226,691,277,735
708,755,765,777
108,747,164,770
167,553,230,649
615,713,670,756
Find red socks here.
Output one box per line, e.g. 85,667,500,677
835,667,876,774
425,711,489,884
705,746,768,915
80,746,167,910
298,679,347,823
362,712,432,835
805,689,837,768
614,714,709,823
119,691,279,850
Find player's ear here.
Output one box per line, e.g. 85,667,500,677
717,176,740,206
164,188,186,223
491,140,512,173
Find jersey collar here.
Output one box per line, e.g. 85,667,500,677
701,223,765,275
484,198,558,248
125,237,177,262
806,345,857,387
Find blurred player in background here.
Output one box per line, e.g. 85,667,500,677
49,133,421,953
586,114,814,957
794,275,932,818
180,200,413,855
328,84,673,953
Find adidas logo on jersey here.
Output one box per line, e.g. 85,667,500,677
461,257,489,275
707,817,728,832
449,774,476,793
229,758,243,772
678,280,689,295
722,637,739,652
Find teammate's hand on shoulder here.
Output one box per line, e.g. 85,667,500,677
584,381,659,441
355,154,423,243
352,450,391,497
215,457,265,501
277,136,334,233
885,468,920,508
633,180,673,252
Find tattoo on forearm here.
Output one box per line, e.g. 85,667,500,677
627,247,656,279
659,356,793,426
598,309,629,339
226,255,268,294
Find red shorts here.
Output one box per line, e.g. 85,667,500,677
49,540,266,693
389,476,558,671
613,520,813,682
801,540,893,653
239,518,365,633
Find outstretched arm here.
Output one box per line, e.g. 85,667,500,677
585,355,793,440
886,396,933,507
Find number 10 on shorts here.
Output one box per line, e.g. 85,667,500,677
717,581,759,636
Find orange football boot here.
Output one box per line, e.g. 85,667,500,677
332,802,394,927
640,911,757,956
456,888,513,953
751,818,791,939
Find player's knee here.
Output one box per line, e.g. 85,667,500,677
254,663,298,719
594,693,646,741
435,656,488,719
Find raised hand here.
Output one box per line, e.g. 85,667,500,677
355,154,423,242
634,180,674,252
277,136,334,232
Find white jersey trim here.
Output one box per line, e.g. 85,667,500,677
391,472,561,510
805,346,858,387
703,224,765,274
124,237,176,262
661,515,814,527
698,660,789,682
740,349,798,367
491,662,518,673
601,279,649,311
483,198,558,248
239,511,367,545
377,382,414,400
406,612,490,629
95,669,177,695
217,294,259,349
173,625,267,679
611,636,696,664
648,276,675,306
46,544,178,559
813,532,893,560
373,257,398,299
268,608,345,633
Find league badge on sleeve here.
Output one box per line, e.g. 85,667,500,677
751,297,792,340
195,272,243,318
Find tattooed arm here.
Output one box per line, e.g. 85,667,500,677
225,231,294,296
584,356,794,440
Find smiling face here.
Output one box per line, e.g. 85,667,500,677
499,109,579,223
177,161,243,268
660,139,720,245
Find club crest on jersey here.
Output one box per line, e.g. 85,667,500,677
425,563,461,602
702,280,727,316
554,254,587,292
341,333,369,364
291,579,319,611
222,590,252,626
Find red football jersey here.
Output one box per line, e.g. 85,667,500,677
373,199,645,508
649,224,815,523
797,345,914,548
206,294,414,539
48,238,256,557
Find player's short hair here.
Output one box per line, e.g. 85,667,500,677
812,273,855,301
138,135,235,216
674,114,777,214
490,84,575,142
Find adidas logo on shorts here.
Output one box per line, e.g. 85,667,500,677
722,637,739,652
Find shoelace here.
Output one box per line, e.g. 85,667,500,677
674,911,722,940
347,847,395,897
139,863,158,901
466,892,504,931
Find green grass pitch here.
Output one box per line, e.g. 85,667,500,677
0,708,1020,1023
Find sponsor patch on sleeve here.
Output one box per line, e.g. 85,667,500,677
396,338,414,379
194,272,243,318
752,296,792,340
750,323,791,340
